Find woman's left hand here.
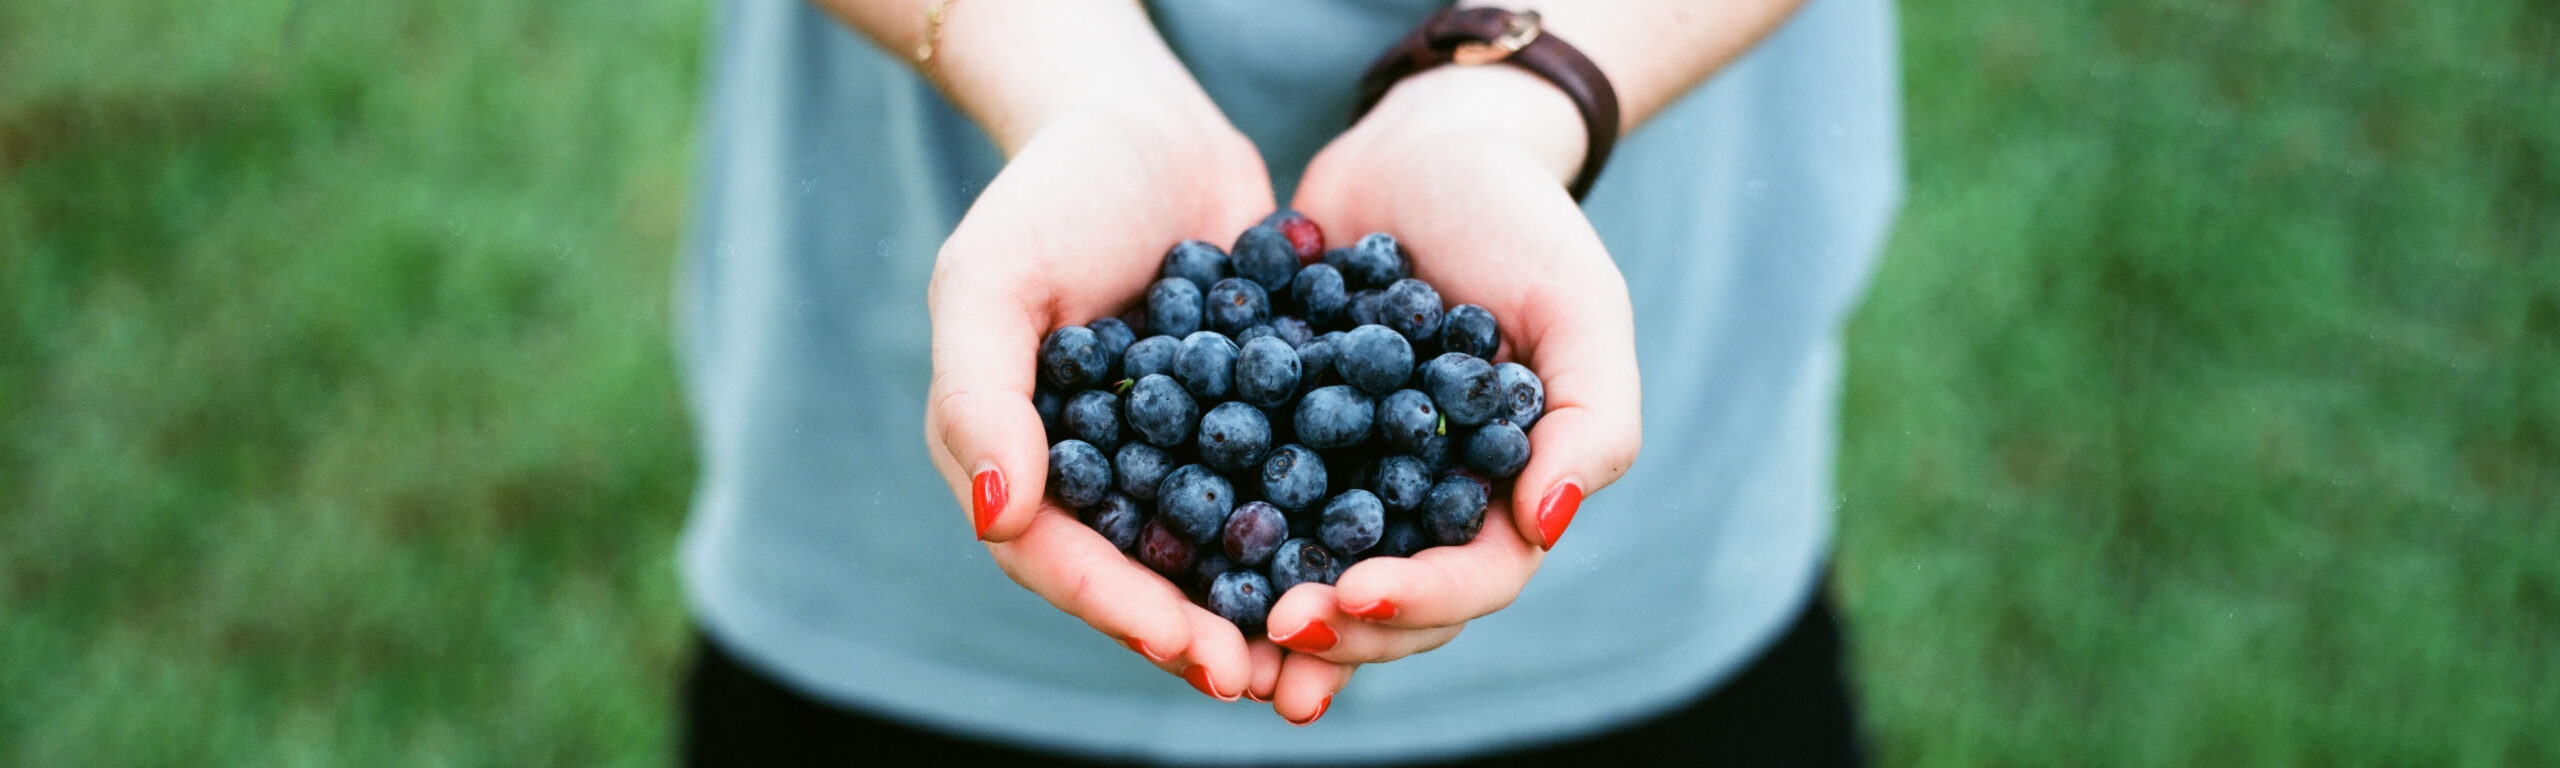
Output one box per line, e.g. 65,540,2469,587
1243,65,1645,724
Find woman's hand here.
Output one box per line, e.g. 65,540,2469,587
1249,64,1644,723
921,92,1280,699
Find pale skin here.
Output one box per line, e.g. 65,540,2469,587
812,0,1804,726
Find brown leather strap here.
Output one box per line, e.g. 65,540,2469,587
1353,7,1622,202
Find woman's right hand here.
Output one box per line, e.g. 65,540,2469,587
817,0,1284,704
922,95,1280,700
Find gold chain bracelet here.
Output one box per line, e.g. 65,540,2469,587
914,0,955,66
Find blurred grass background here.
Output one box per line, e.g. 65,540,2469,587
1,0,2551,764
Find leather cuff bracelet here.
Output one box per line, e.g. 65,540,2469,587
1352,7,1622,202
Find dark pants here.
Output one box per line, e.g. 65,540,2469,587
684,588,1866,767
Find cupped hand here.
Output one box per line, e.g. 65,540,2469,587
922,102,1277,701
1248,65,1644,723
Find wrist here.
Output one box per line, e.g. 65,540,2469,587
930,0,1233,156
1352,64,1588,187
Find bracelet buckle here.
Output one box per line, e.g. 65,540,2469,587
1450,10,1541,66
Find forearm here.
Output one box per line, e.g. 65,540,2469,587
807,0,1230,155
1365,0,1809,187
1488,0,1807,132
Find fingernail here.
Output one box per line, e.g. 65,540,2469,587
1537,481,1583,550
971,467,1005,540
1345,599,1398,622
1118,636,1171,664
1271,620,1338,654
1288,695,1332,726
1245,689,1269,703
1182,665,1238,701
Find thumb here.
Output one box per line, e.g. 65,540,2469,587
925,259,1053,543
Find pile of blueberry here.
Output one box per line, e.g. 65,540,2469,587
1037,211,1546,632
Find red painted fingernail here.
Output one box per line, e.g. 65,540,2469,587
1271,620,1338,654
1346,599,1398,621
1182,665,1237,701
1288,695,1332,726
1118,636,1170,664
1537,481,1583,550
971,467,1005,540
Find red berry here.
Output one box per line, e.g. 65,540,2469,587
1264,210,1326,265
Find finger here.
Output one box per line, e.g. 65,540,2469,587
1508,267,1642,550
986,508,1194,670
1280,158,1361,246
1265,583,1465,665
1176,606,1252,702
1329,508,1542,629
1246,639,1284,703
1272,652,1355,726
925,254,1051,543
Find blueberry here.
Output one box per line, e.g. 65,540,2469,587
1414,430,1457,475
1337,324,1415,395
1197,401,1273,475
1293,385,1375,450
1122,335,1179,380
1138,517,1198,578
1372,454,1431,513
1089,317,1136,376
1234,336,1302,409
1420,352,1503,426
1047,439,1111,508
1269,538,1340,595
1033,386,1065,441
1269,315,1314,348
1161,239,1230,290
1260,209,1326,264
1291,263,1349,326
1039,326,1109,391
1230,224,1300,295
1189,551,1238,597
1236,324,1277,345
1330,232,1408,288
1157,464,1235,544
1294,333,1340,395
1494,362,1545,429
1463,420,1531,479
1146,277,1205,339
1207,570,1277,630
1346,289,1386,327
1062,389,1121,451
1376,519,1430,558
1081,493,1144,553
1320,489,1386,556
1420,474,1489,546
1173,331,1238,401
1440,303,1500,359
1205,277,1271,336
1222,500,1288,567
1380,278,1444,344
1114,441,1177,503
1125,373,1200,447
1376,389,1440,454
1258,443,1329,513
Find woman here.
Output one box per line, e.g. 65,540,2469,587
675,0,1901,763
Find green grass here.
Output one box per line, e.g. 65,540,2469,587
2,0,702,764
1838,0,2558,765
1,0,2552,764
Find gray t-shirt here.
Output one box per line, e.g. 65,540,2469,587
676,0,1901,762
